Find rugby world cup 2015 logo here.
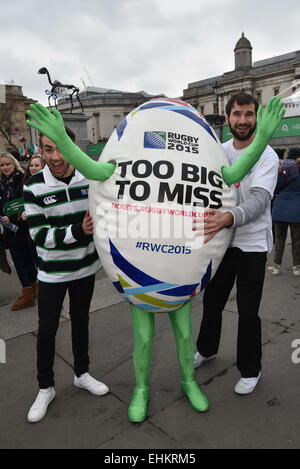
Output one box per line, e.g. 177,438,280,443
144,131,166,149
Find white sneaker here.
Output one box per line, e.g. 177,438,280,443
27,387,56,423
293,266,300,276
194,351,216,369
234,372,261,395
74,372,109,396
267,264,281,275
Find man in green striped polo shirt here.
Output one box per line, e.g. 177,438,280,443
24,128,109,423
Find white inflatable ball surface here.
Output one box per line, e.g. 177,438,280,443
89,98,236,312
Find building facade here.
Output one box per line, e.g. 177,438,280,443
57,87,165,143
0,84,36,154
182,33,300,119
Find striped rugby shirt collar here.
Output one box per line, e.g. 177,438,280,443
43,164,86,187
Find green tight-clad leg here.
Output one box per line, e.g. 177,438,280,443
169,302,209,412
128,302,209,423
128,305,154,422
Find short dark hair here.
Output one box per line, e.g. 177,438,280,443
225,93,259,117
274,148,285,160
39,126,76,148
287,147,300,160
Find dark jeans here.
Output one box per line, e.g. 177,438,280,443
9,245,37,288
196,247,267,378
274,221,300,266
37,274,95,389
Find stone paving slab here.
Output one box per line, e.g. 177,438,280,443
0,271,123,340
100,306,284,421
0,304,39,341
55,300,172,379
99,421,183,450
0,246,298,449
224,245,300,328
291,319,300,333
0,334,132,449
149,327,300,449
61,270,124,320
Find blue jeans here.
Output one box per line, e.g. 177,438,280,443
9,245,37,288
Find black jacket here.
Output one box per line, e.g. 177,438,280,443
0,171,31,248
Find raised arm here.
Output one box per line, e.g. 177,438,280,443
26,103,115,181
221,96,285,185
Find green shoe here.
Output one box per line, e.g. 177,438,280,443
128,386,150,423
181,380,209,412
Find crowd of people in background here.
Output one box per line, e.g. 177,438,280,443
268,146,300,276
0,153,38,309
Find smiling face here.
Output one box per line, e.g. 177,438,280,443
227,102,257,144
29,157,44,175
40,136,74,178
0,157,16,177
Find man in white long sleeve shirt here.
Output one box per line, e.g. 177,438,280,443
194,93,279,394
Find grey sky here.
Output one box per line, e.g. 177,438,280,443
1,0,299,104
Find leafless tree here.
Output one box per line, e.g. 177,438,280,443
0,101,18,150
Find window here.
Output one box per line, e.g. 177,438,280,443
113,114,121,128
256,91,262,104
200,105,205,115
274,87,280,96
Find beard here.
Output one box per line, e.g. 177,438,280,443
229,123,256,141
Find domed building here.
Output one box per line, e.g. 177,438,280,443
234,32,252,70
182,33,300,134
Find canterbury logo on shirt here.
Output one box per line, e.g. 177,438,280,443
43,195,57,205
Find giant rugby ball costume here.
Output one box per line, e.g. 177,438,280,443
89,98,236,312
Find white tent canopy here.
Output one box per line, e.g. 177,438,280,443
282,89,300,117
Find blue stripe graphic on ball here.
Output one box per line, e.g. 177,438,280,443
144,131,166,149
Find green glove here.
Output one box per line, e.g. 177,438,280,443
26,103,115,181
221,96,285,185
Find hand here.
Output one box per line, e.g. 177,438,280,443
82,210,94,235
26,103,67,146
256,96,285,141
26,102,116,182
2,216,10,224
222,96,286,186
192,209,233,243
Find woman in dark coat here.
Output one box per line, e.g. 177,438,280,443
268,150,300,276
0,152,37,309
